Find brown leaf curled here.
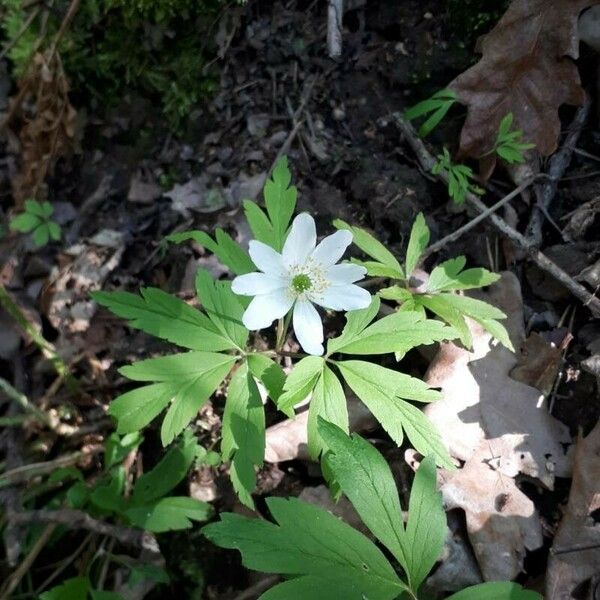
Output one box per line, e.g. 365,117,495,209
449,0,598,159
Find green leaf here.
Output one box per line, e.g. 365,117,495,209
327,296,380,355
378,285,413,303
105,432,143,470
195,269,248,350
90,591,125,600
403,455,446,591
39,577,90,600
405,213,430,277
350,259,404,280
132,432,198,505
25,199,51,218
222,362,265,508
247,353,286,402
203,497,407,600
32,223,50,247
166,229,255,275
244,200,274,245
91,287,234,351
126,496,212,532
447,582,542,600
276,356,324,416
47,221,62,241
263,156,297,251
334,220,404,277
427,261,500,293
474,316,514,352
307,367,348,460
90,468,127,514
337,361,453,468
115,352,237,445
416,295,472,348
429,293,506,320
317,420,406,569
331,309,457,357
10,212,42,233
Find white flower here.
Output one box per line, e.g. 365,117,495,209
232,213,371,355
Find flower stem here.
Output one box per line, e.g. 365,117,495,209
275,311,292,351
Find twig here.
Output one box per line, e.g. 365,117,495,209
327,0,344,58
392,112,600,317
0,376,54,427
7,509,160,553
0,447,102,488
0,523,56,600
0,285,80,393
526,96,591,245
423,175,541,259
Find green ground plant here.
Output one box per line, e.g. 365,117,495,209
9,199,62,247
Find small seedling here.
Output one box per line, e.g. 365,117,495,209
405,88,457,137
432,148,484,204
10,199,61,247
490,113,535,163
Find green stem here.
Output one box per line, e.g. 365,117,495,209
275,311,293,352
0,284,79,393
0,377,55,429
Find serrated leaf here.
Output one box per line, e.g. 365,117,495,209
350,259,404,280
90,468,127,514
334,220,404,277
32,223,50,246
166,229,255,275
447,582,542,600
222,362,265,508
327,297,380,355
405,213,430,277
263,156,297,251
202,497,407,600
105,432,143,470
331,309,457,357
247,353,286,402
10,212,42,233
244,199,274,245
39,577,90,600
195,269,248,350
307,367,348,460
317,420,406,569
132,432,198,504
432,293,506,320
126,496,212,532
403,455,446,591
115,352,236,445
276,356,324,416
416,295,472,348
378,285,413,303
337,361,452,468
428,263,501,292
92,288,234,351
473,315,514,352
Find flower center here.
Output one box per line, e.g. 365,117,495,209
292,273,312,293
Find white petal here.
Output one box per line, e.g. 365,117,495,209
242,290,293,330
311,229,353,267
311,284,371,311
282,213,316,268
249,241,286,276
326,263,367,284
232,273,287,296
293,300,324,356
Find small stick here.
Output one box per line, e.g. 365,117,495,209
7,508,160,553
392,113,600,317
526,96,591,245
327,0,344,58
0,523,56,600
423,175,541,259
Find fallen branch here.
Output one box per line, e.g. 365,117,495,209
392,112,600,317
526,95,591,245
7,508,159,553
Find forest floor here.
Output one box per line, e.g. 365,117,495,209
1,0,600,598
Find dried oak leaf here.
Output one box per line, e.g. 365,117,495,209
547,420,600,599
449,0,597,160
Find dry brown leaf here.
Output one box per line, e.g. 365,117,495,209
547,421,600,599
425,272,572,488
441,441,543,581
449,0,597,161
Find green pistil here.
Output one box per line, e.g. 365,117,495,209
292,273,312,293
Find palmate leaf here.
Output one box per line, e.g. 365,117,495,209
405,212,430,277
110,351,237,445
126,496,211,532
425,256,500,293
327,296,380,355
221,362,265,508
247,353,286,403
276,356,324,416
92,287,236,351
166,228,255,276
10,212,42,233
244,156,297,252
447,582,541,600
333,220,405,280
336,360,453,468
330,308,457,358
202,497,407,600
